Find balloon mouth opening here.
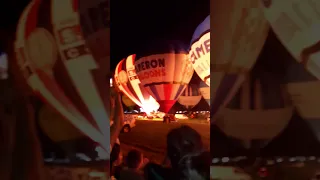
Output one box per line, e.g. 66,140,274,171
157,100,176,113
141,98,160,115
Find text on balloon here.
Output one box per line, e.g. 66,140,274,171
138,69,166,81
189,34,210,64
135,58,165,73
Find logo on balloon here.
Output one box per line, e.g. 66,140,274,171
118,70,128,84
135,58,166,81
26,28,58,76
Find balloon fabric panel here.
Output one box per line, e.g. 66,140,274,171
189,15,210,86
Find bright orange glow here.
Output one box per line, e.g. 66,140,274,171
140,97,160,115
115,55,160,113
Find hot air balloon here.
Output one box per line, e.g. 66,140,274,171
189,15,210,86
261,0,320,80
199,81,210,106
135,40,194,113
214,64,293,149
210,0,269,119
114,54,159,114
178,84,202,110
15,0,110,154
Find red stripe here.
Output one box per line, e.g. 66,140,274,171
36,71,72,106
52,58,99,130
117,60,137,101
25,1,41,38
163,84,172,100
131,54,136,64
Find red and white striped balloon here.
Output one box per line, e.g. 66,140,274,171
15,0,110,154
114,54,159,114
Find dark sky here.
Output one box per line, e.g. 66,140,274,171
110,0,210,70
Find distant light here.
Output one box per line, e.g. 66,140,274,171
76,153,91,161
266,160,275,165
44,158,54,162
298,157,306,162
309,156,316,161
212,158,219,163
289,157,296,162
221,157,229,163
276,158,283,163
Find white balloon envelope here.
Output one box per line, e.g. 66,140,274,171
189,16,210,86
261,0,320,80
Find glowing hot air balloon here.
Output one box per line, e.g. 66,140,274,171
199,81,210,106
189,15,210,86
15,0,110,154
114,54,159,114
261,0,320,80
215,64,293,149
210,0,269,119
178,84,202,110
135,40,194,113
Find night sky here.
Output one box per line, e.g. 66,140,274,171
110,0,210,70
